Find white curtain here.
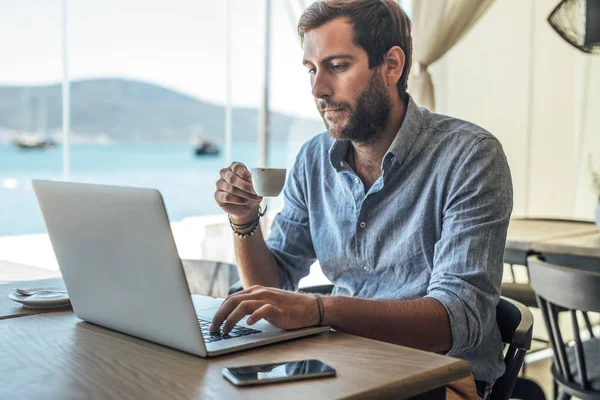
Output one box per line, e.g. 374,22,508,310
408,0,495,111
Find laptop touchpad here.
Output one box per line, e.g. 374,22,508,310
191,295,224,311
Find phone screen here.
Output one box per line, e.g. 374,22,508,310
222,359,336,386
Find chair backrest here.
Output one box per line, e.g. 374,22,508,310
490,297,534,400
527,255,600,397
529,255,600,311
182,259,239,298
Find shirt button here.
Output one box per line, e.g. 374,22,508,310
355,178,360,184
363,265,370,272
359,221,366,228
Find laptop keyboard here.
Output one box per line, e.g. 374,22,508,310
197,317,261,343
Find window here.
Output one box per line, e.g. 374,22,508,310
0,0,63,237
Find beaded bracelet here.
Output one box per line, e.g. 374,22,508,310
229,206,268,239
231,219,260,238
229,217,259,229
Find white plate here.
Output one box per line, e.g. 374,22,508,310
8,287,71,309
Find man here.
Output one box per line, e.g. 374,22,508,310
212,1,512,398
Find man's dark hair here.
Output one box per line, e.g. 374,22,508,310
298,0,413,101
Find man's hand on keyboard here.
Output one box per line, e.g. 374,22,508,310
209,286,320,335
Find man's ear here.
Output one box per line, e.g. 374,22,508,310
384,46,405,87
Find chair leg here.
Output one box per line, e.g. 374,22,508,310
582,312,594,338
556,391,570,400
553,380,558,400
510,378,546,400
508,264,516,282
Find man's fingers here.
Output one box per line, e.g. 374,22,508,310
224,285,260,299
214,191,250,206
230,162,252,180
223,162,252,182
221,300,265,335
215,180,261,202
210,287,276,333
222,170,257,195
247,304,280,326
220,286,273,306
210,293,257,333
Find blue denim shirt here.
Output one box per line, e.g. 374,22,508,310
265,95,513,383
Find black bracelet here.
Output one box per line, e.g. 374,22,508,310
228,206,268,239
313,293,324,326
229,215,259,229
228,206,268,227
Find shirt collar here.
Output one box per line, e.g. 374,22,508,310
328,94,424,172
329,139,351,172
385,93,424,169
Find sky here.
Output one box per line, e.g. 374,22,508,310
0,0,411,120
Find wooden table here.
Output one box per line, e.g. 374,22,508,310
0,310,470,400
504,219,598,265
0,260,66,320
0,260,62,283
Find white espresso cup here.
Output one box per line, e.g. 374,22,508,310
251,168,287,197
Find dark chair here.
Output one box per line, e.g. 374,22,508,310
509,378,547,400
501,254,552,369
502,247,595,370
228,279,244,295
528,255,600,400
490,296,536,400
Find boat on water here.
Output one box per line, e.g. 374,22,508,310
191,138,219,157
11,136,57,150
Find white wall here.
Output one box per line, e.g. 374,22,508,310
428,0,600,220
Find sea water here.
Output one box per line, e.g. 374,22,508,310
0,141,300,236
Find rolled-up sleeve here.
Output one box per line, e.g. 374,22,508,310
425,137,513,355
266,146,316,291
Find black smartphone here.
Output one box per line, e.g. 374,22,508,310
222,359,336,386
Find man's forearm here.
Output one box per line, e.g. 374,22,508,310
233,225,280,289
321,296,452,352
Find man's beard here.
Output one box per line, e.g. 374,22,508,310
318,71,391,144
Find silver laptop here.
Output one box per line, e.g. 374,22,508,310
32,179,329,357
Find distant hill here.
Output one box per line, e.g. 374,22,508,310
0,78,324,143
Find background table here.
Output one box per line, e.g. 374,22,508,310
505,219,598,265
0,260,61,283
0,259,239,320
0,310,471,400
531,232,600,259
0,260,65,320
